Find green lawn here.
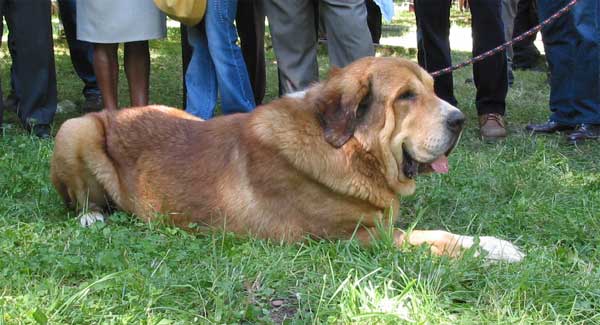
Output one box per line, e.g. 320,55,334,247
1,24,599,324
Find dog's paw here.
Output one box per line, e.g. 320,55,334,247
457,235,525,263
477,236,525,263
79,212,105,227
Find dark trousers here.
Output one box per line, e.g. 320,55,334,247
57,0,99,98
0,0,57,128
414,0,507,115
538,0,600,125
181,25,192,109
512,0,541,69
366,0,382,44
236,0,266,105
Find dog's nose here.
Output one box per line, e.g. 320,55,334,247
446,110,465,133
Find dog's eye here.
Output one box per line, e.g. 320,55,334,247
398,91,416,101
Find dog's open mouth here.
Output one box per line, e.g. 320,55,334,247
402,132,461,179
402,149,449,179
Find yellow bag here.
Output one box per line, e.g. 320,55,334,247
153,0,207,26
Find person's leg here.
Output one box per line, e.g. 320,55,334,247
321,0,375,68
471,0,508,140
181,24,192,109
471,0,508,116
57,0,99,99
568,0,600,125
535,0,577,126
312,0,321,38
263,0,318,94
501,0,519,85
185,24,218,119
5,0,57,134
236,0,266,105
204,0,255,115
528,0,600,138
124,41,150,107
531,0,600,141
413,0,456,106
93,43,119,110
512,0,541,70
366,0,382,44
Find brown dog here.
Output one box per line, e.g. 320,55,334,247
51,57,523,262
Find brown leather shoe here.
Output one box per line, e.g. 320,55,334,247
479,113,507,140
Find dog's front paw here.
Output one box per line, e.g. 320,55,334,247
476,236,525,263
79,212,105,227
457,235,525,263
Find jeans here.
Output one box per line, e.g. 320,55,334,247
57,0,100,98
185,0,255,120
538,0,600,125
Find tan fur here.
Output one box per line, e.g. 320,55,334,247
50,57,523,260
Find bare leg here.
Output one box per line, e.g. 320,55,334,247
355,227,524,262
93,43,119,110
124,41,150,107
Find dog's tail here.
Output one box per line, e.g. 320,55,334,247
87,111,129,210
51,111,129,212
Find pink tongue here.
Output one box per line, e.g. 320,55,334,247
431,155,449,174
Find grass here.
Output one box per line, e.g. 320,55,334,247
1,21,600,324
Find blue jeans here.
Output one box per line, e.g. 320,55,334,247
57,0,99,98
185,0,255,119
538,0,600,125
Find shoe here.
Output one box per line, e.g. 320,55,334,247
566,124,600,144
82,94,104,112
479,113,507,140
526,120,574,134
31,124,51,139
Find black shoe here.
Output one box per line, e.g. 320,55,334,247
566,124,600,144
526,120,575,133
82,94,104,112
32,124,52,139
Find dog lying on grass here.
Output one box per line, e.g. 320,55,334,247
51,57,524,262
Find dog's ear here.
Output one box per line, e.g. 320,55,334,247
318,75,371,148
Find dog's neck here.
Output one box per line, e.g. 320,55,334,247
247,88,398,210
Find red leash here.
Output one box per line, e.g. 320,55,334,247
430,0,579,77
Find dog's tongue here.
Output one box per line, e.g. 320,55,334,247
430,155,449,174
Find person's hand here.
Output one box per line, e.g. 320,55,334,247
458,0,469,11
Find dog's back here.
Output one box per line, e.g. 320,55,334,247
50,105,252,229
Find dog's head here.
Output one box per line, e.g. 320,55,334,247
316,57,464,195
